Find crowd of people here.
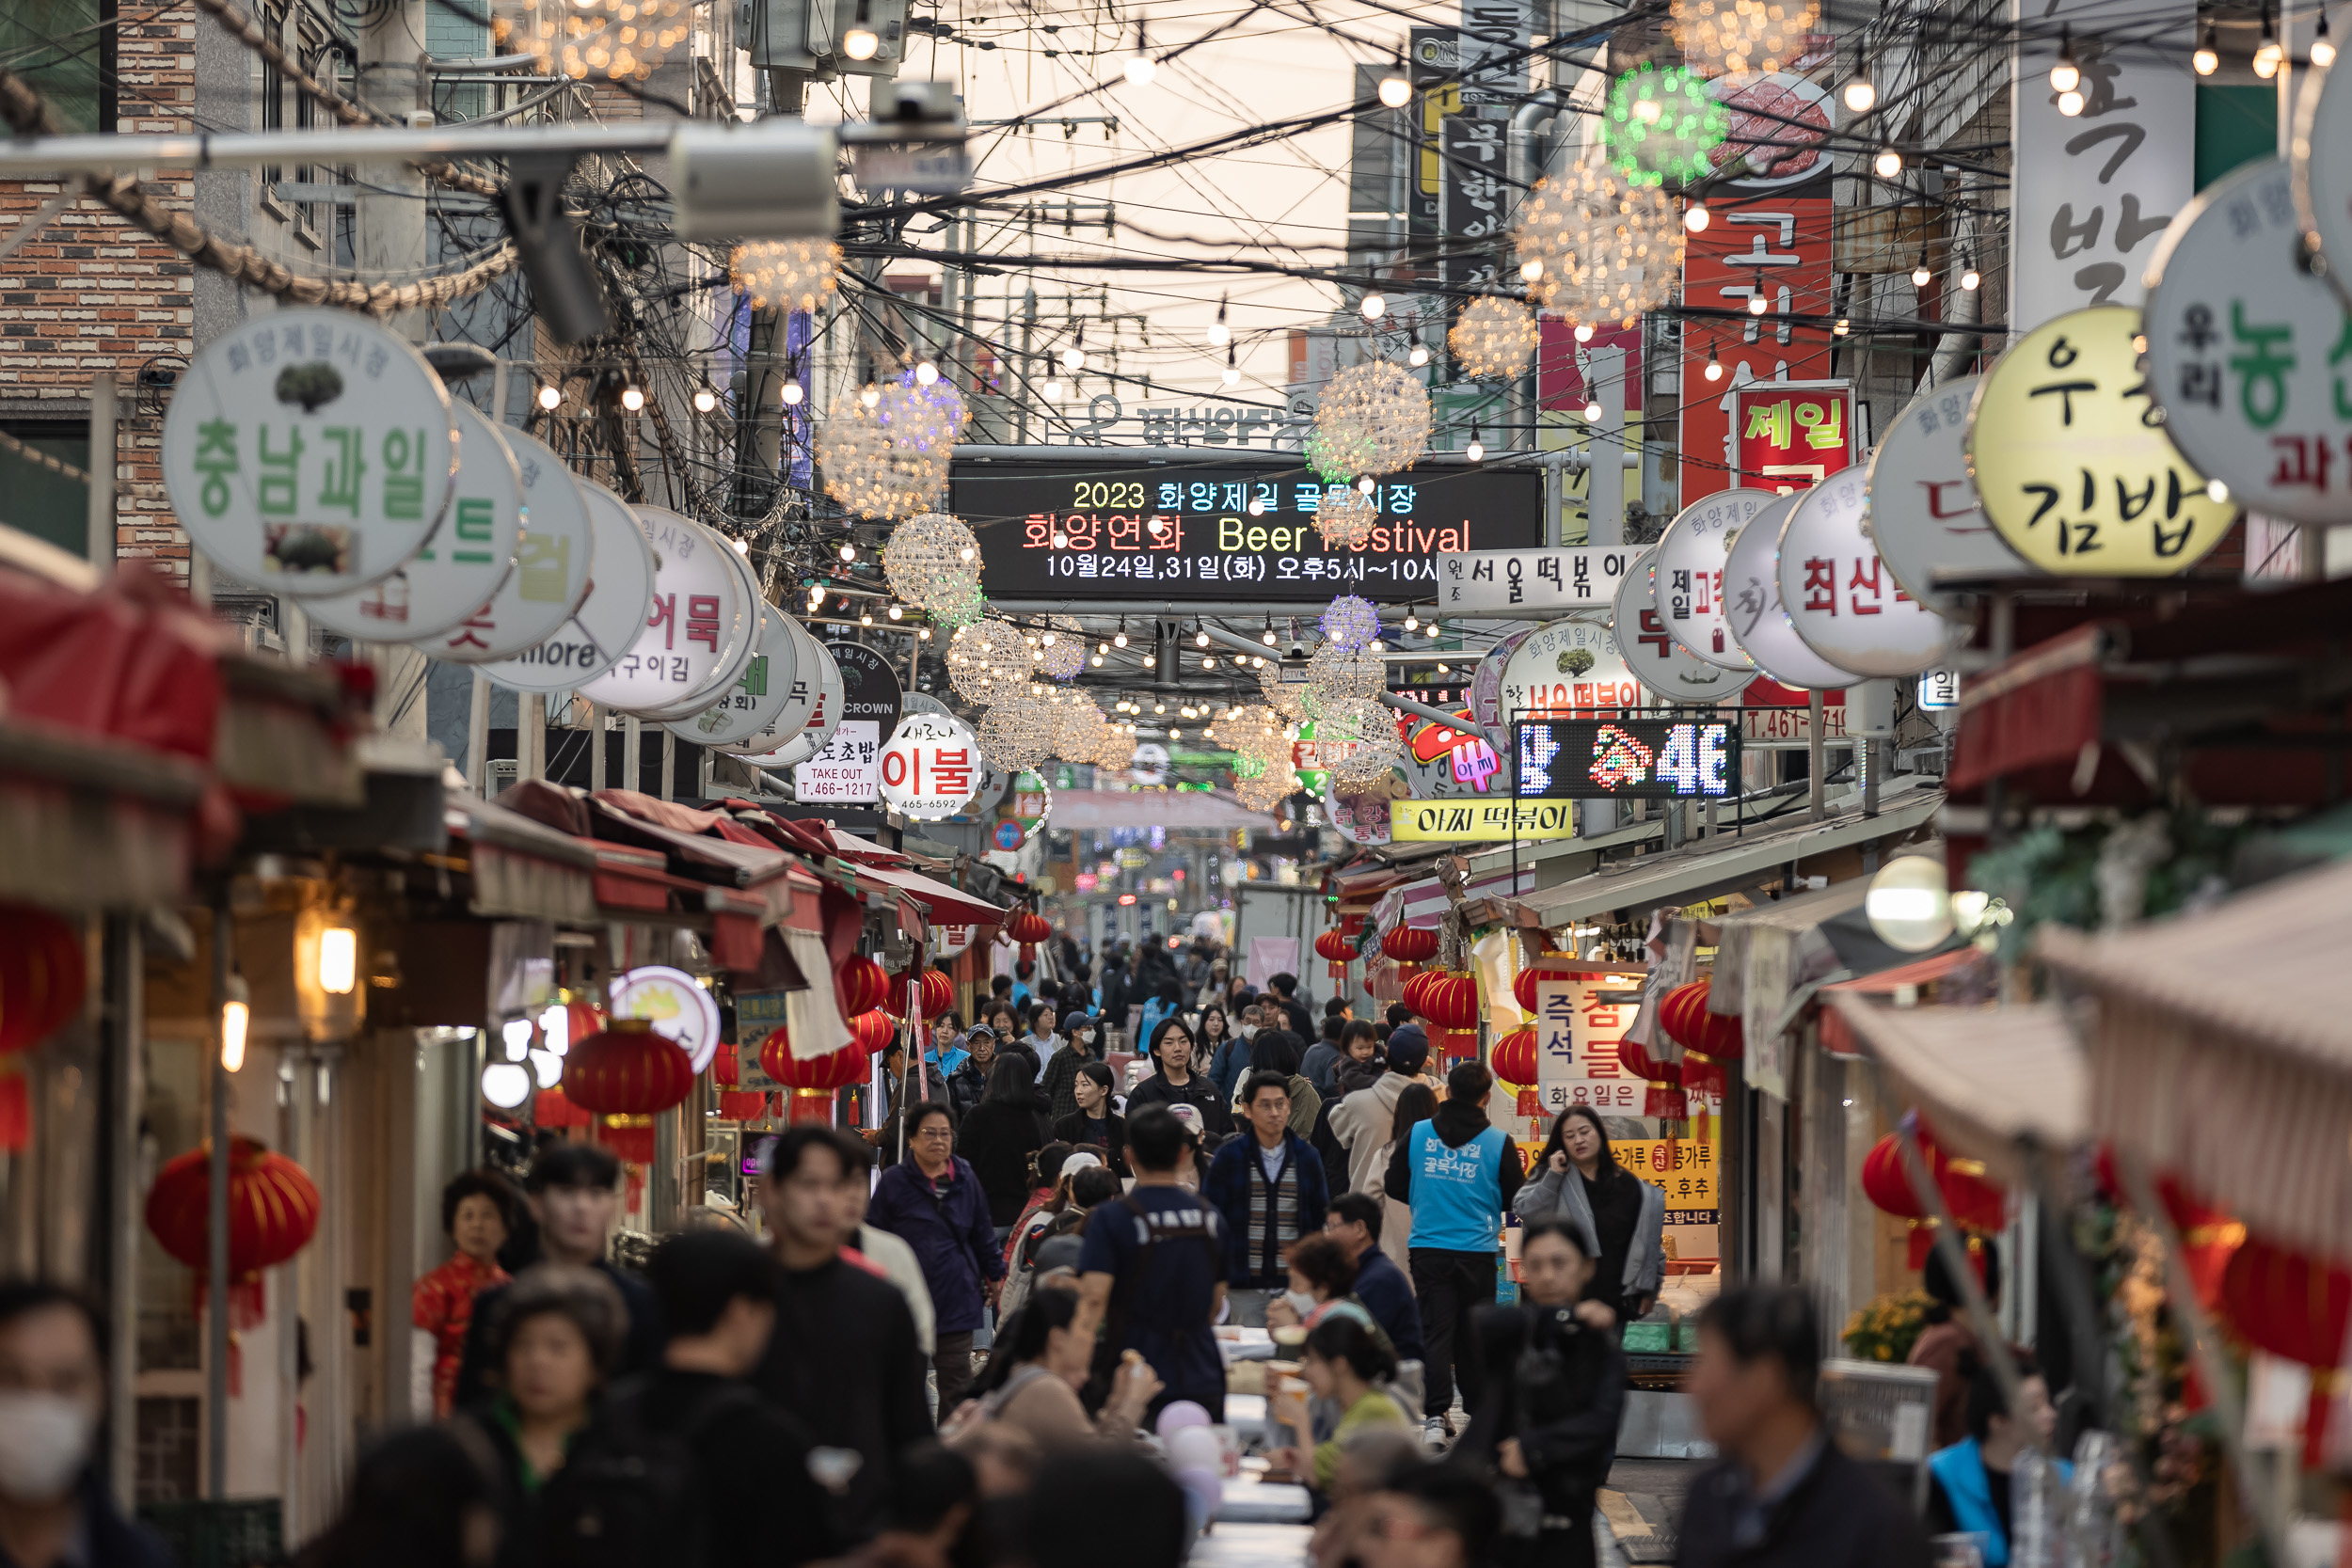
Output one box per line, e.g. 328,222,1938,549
0,933,1962,1568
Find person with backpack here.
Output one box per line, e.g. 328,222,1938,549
1073,1106,1228,1420
543,1230,839,1568
999,1164,1120,1323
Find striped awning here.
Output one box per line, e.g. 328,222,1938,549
1826,994,2086,1187
2039,859,2352,1261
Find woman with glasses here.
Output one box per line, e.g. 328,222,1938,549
866,1101,1004,1415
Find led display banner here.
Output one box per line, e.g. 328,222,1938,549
951,458,1542,603
1515,718,1740,800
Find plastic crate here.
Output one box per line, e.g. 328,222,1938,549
138,1499,285,1568
1818,1356,1939,1464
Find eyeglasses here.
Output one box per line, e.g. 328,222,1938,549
915,1126,953,1141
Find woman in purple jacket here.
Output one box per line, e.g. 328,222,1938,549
866,1099,1006,1418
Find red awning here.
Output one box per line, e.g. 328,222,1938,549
850,859,1008,927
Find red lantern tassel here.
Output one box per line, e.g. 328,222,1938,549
786,1088,835,1126
1906,1222,1938,1270
1645,1083,1687,1119
718,1089,768,1120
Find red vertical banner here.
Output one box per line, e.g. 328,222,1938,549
1678,71,1838,508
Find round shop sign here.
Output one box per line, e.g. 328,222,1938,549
1652,489,1774,671
607,964,721,1074
479,480,654,694
424,426,595,663
668,599,798,749
2149,158,2352,525
878,710,985,820
993,818,1025,850
712,614,823,756
1863,375,2021,610
1497,618,1642,724
1775,467,1957,678
634,529,764,722
1722,495,1855,690
1468,628,1533,734
1324,775,1395,847
1966,305,2235,575
301,403,522,641
2294,59,2352,310
831,641,906,741
164,309,456,594
1612,551,1748,706
575,510,749,715
740,635,844,769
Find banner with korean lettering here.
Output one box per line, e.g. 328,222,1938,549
1729,381,1854,492
1679,74,1836,507
2010,0,2195,331
1537,320,1643,413
1533,970,1645,1120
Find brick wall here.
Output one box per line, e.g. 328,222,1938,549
0,6,199,578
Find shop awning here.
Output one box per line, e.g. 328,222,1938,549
849,859,1009,927
1816,947,1995,1056
0,717,206,908
1826,994,2087,1186
1039,788,1279,831
2039,859,2352,1260
447,793,601,923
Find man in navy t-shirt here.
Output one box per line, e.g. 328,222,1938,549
1076,1105,1227,1418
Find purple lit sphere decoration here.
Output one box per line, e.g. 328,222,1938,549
1320,594,1381,653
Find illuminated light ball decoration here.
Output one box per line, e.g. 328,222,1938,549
1313,360,1431,478
1303,427,1360,486
1316,486,1381,549
815,384,961,519
1321,594,1382,653
978,697,1054,773
501,0,692,79
1667,0,1820,74
1515,161,1685,329
1037,615,1087,680
1052,696,1110,759
1304,643,1385,714
1089,720,1135,771
1237,762,1302,812
728,239,842,314
1260,659,1311,721
1448,296,1540,380
1601,64,1729,187
1222,705,1293,773
946,617,1032,703
882,512,982,615
1317,695,1405,785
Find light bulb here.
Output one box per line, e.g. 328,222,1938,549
1360,292,1387,321
1060,343,1084,371
2207,477,2231,502
1683,200,1709,233
1043,377,1062,399
1834,318,1851,336
2255,32,2282,75
1705,343,1724,381
692,386,718,414
481,1062,532,1109
318,926,357,993
2050,30,2080,91
860,611,873,626
1748,291,1770,317
1574,322,1595,343
1168,728,1181,739
1874,146,1902,179
2195,26,2218,72
860,386,881,408
1052,529,1069,547
1248,497,1266,515
220,995,248,1073
2317,13,2337,66
2058,87,2086,114
1357,475,1375,494
1520,258,1545,281
537,383,561,410
958,546,974,562
1843,75,1877,112
918,627,930,641
1124,23,1155,84
1222,350,1241,387
1263,627,1278,644
1912,259,1932,288
1962,264,1981,291
1208,324,1230,347
1114,630,1128,647
1196,629,1211,647
620,386,644,412
843,24,880,58
781,382,803,405
1466,434,1485,462
839,542,857,562
1404,613,1419,630
914,360,940,385
1091,654,1104,666
888,604,903,619
1408,343,1430,366
1583,400,1603,421
1378,66,1410,108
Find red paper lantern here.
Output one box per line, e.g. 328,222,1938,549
758,1028,869,1124
1383,926,1438,969
145,1136,321,1282
713,1042,740,1087
1006,909,1053,959
1417,971,1480,1061
883,968,956,1021
1658,978,1744,1060
0,1063,24,1151
835,954,889,1020
599,1117,656,1164
2223,1236,2351,1368
0,904,85,1056
1314,928,1354,981
1400,967,1434,1018
850,1008,898,1054
563,1019,694,1115
1862,1128,2009,1266
717,1089,771,1121
533,1085,594,1129
1513,966,1543,1017
1490,1025,1536,1086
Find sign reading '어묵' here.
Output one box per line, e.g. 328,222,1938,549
1534,972,1644,1117
163,308,457,594
1433,546,1641,614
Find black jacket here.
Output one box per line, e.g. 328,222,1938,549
1052,1109,1128,1175
1124,1069,1234,1139
946,1055,990,1120
596,1367,840,1568
455,1258,664,1412
955,1098,1050,1225
1098,968,1132,1028
1463,1302,1628,1514
1675,1434,1932,1568
1384,1099,1527,1220
51,1474,173,1568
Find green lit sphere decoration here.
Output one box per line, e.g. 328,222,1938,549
1602,65,1728,188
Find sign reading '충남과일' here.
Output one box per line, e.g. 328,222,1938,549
1965,305,2235,576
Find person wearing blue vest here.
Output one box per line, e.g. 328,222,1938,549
1925,1349,2066,1566
1383,1059,1525,1445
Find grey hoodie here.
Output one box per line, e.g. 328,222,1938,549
1513,1160,1667,1304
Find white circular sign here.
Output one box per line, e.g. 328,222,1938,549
575,509,747,716
480,481,656,694
2295,58,2352,310
301,403,521,641
1612,550,1749,705
1324,777,1394,847
1468,628,1534,734
422,427,596,664
713,613,823,756
163,309,456,594
1498,618,1641,722
2150,158,2350,525
1863,375,2022,609
1652,489,1774,671
741,636,844,768
878,710,985,820
1722,495,1856,690
1776,467,1956,678
669,599,798,748
607,964,721,1074
634,531,765,722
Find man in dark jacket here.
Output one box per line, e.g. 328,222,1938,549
1201,1070,1331,1323
1324,1192,1424,1362
1097,956,1132,1030
1676,1284,1931,1568
946,1026,998,1121
866,1101,1006,1415
1124,1018,1233,1138
1264,972,1314,1039
0,1281,175,1568
1385,1060,1525,1438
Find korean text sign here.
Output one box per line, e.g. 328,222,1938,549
1534,972,1645,1118
1435,546,1640,614
1729,381,1854,492
1515,718,1740,800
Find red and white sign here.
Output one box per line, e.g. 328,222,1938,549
877,712,982,821
1729,381,1854,493
1534,969,1645,1118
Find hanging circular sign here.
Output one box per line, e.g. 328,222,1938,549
993,818,1025,850
479,481,655,694
1966,304,2234,576
741,636,844,769
575,509,749,715
878,710,985,820
1651,488,1774,671
1612,550,1748,705
2148,158,2351,525
1721,494,1855,689
669,598,797,749
1776,467,1957,678
163,308,456,594
715,613,822,756
301,403,522,641
831,641,907,747
606,964,722,1074
1497,617,1641,723
635,530,764,722
1324,774,1395,847
2293,58,2352,309
1862,375,2021,610
1469,628,1534,734
422,427,596,664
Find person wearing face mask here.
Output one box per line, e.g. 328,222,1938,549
1051,1060,1127,1176
1122,1019,1232,1138
0,1281,171,1568
1039,1012,1104,1123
